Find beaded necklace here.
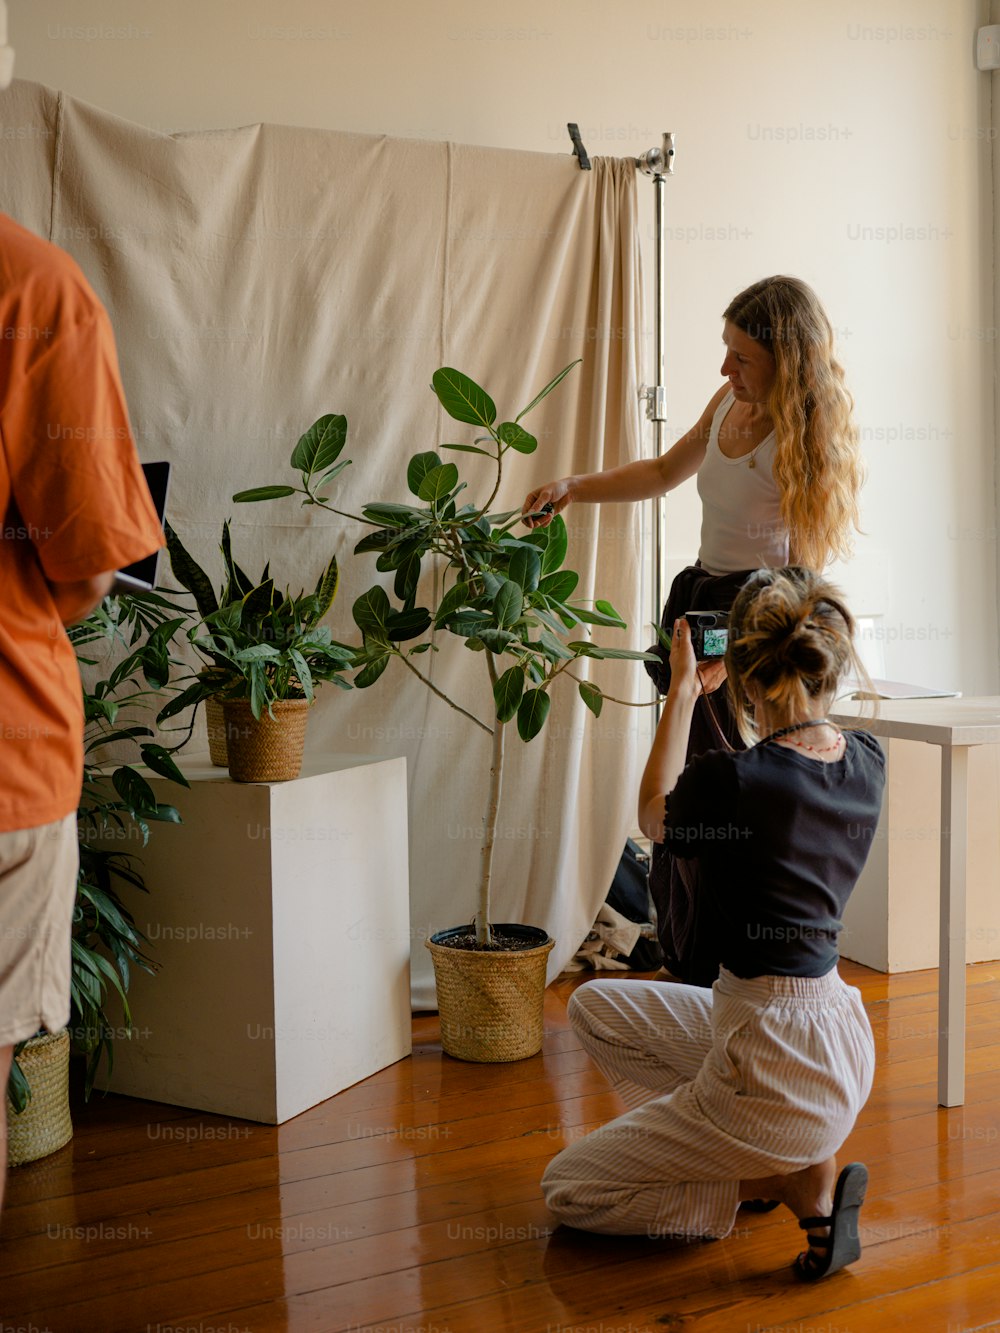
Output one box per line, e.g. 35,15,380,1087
759,718,844,755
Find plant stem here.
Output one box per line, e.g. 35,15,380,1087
471,433,504,524
397,652,492,734
564,668,659,707
303,490,377,529
477,651,504,946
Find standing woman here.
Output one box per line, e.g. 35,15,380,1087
541,567,885,1281
522,275,864,981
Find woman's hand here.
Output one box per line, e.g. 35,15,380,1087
669,618,728,700
521,477,572,528
667,618,701,699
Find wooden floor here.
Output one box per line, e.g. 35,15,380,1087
3,959,1000,1332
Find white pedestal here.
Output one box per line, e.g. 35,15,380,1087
105,751,410,1123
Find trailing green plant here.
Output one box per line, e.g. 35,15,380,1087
235,364,658,946
7,591,196,1111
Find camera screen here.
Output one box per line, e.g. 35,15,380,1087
703,628,728,656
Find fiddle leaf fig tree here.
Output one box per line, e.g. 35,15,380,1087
234,363,657,946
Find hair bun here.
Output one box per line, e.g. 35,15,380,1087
777,620,830,677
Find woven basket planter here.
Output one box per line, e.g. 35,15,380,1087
223,697,310,782
426,924,554,1062
205,695,229,767
6,1029,73,1167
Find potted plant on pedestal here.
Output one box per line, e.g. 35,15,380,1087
165,518,354,780
191,573,354,782
234,363,657,1061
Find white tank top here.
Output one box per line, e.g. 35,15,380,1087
695,390,789,574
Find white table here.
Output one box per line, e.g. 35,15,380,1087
831,697,1000,1106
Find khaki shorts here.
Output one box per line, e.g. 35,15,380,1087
0,814,79,1048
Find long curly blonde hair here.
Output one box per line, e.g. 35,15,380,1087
724,276,863,569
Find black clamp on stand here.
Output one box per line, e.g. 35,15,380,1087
567,123,591,170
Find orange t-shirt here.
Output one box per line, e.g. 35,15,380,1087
0,213,165,833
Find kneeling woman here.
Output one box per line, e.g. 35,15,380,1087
541,567,885,1280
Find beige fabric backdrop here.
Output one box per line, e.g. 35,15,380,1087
1,80,647,1007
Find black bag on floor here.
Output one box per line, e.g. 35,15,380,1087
606,838,662,971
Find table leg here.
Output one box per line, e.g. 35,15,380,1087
938,745,968,1107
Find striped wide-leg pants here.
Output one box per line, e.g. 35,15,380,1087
541,967,875,1240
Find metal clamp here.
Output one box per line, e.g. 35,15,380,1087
567,123,591,170
636,131,675,178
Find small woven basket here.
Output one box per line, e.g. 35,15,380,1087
6,1029,73,1167
223,697,310,782
426,925,554,1062
205,696,229,767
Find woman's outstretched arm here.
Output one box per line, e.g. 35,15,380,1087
521,384,729,527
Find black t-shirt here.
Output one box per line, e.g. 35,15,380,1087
663,729,886,978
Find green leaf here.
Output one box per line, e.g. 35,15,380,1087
507,546,541,592
139,744,190,788
567,643,660,661
361,502,425,526
386,607,432,642
441,442,493,457
220,521,255,601
314,460,352,489
417,462,459,503
578,680,604,718
7,1053,31,1114
249,662,268,719
540,515,568,576
514,359,581,423
291,414,347,476
287,648,314,702
156,680,206,724
539,570,579,601
517,688,551,741
493,666,525,723
537,629,575,661
445,611,493,637
571,603,628,628
111,766,157,814
354,528,394,556
152,803,183,824
235,644,281,662
431,368,497,427
164,521,218,620
494,580,524,629
497,422,537,454
393,551,422,604
407,451,443,497
434,581,472,626
476,628,520,653
352,586,391,636
314,555,340,619
596,598,626,624
232,485,296,503
355,652,391,688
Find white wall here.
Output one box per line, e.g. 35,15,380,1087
7,0,997,692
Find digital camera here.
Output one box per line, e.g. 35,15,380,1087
685,610,728,660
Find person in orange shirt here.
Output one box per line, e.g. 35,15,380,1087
0,23,164,1208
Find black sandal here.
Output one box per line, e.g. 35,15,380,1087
793,1162,868,1281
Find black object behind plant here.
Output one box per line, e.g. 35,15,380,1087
606,838,662,971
